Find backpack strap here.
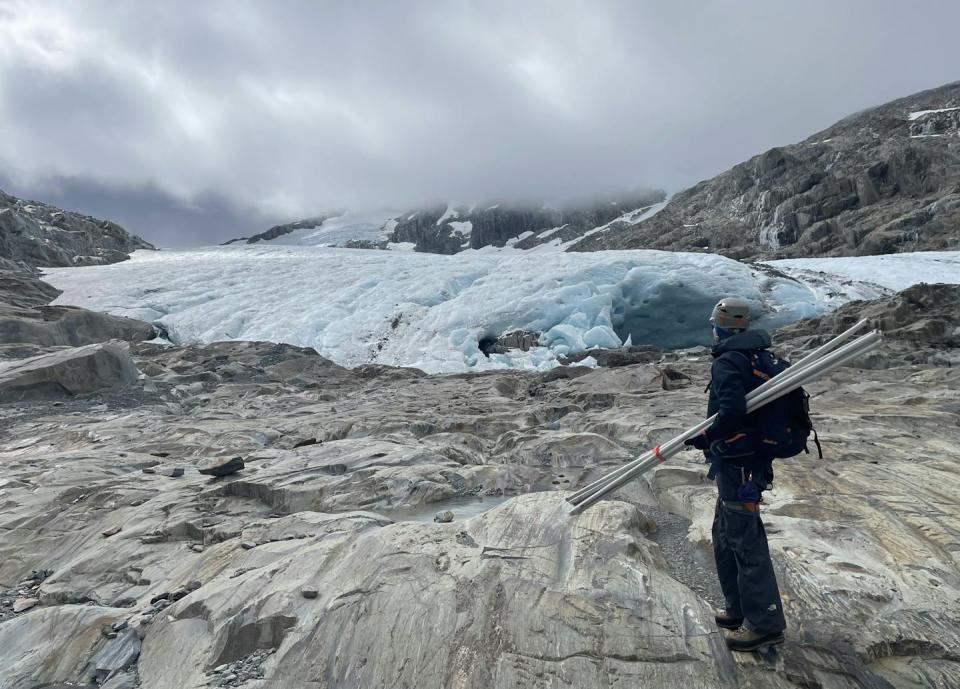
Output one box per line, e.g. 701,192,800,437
810,427,824,459
729,349,773,388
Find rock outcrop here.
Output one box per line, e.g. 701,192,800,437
235,191,666,254
0,289,957,688
222,216,331,245
0,271,62,309
0,272,156,356
775,282,960,367
0,304,157,350
388,190,666,254
779,282,960,346
0,188,155,268
0,340,139,402
572,80,960,259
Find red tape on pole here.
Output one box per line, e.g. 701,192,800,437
653,445,666,462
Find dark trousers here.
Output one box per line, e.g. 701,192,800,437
712,460,787,633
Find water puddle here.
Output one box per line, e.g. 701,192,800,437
382,494,514,523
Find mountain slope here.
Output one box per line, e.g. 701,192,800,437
229,191,666,254
0,188,155,270
571,81,960,259
387,191,666,253
221,216,331,245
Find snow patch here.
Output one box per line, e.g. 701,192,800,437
537,226,564,239
505,231,534,247
907,107,960,121
436,206,458,226
558,200,670,250
629,200,669,224
448,221,473,237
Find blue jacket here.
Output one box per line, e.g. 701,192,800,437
705,329,772,442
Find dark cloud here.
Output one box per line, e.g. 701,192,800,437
0,173,286,248
1,0,958,246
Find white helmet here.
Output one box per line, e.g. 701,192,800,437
710,297,751,331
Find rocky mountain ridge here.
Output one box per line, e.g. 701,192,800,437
221,216,331,245
571,80,960,259
0,188,155,271
386,190,666,253
226,190,666,253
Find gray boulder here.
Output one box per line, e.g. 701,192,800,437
0,341,139,402
199,456,245,477
87,629,141,682
0,272,61,309
0,303,156,348
479,330,541,356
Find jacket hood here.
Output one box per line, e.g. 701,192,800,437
711,329,771,356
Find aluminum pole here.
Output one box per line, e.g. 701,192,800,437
569,331,881,514
789,318,870,371
569,331,881,510
568,328,878,505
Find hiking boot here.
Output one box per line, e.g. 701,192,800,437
725,627,785,652
714,609,744,630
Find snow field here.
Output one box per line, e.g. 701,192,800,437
766,252,960,293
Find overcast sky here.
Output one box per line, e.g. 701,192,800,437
1,1,958,246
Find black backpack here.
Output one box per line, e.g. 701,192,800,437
742,350,822,459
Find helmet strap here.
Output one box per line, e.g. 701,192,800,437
712,325,730,342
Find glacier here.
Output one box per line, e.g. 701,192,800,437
42,246,956,374
766,251,960,293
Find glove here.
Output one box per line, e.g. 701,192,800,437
737,479,761,504
683,433,710,450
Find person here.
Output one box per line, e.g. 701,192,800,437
684,297,787,652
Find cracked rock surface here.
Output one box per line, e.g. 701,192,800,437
1,294,958,688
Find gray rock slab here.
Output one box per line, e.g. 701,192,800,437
0,316,958,689
88,629,141,682
0,304,155,348
100,671,137,689
12,597,38,613
156,466,185,478
199,456,245,477
0,604,123,687
0,340,138,402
